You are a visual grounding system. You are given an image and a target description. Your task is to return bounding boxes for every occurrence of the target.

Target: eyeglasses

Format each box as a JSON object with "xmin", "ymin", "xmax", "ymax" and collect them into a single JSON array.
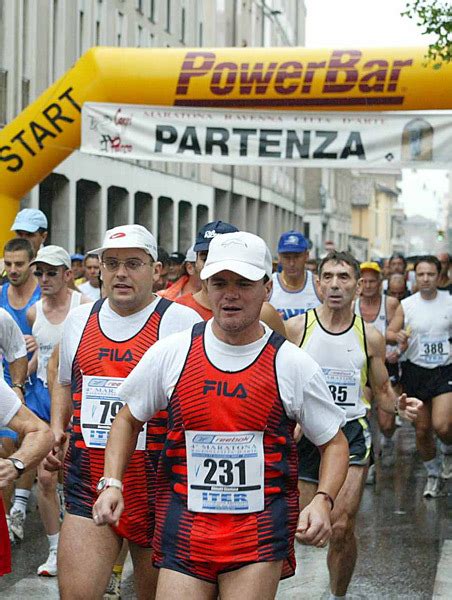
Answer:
[
  {"xmin": 33, "ymin": 270, "xmax": 59, "ymax": 278},
  {"xmin": 101, "ymin": 258, "xmax": 152, "ymax": 272}
]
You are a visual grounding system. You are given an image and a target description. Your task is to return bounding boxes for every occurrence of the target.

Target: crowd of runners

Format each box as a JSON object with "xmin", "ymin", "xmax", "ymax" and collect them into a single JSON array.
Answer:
[{"xmin": 0, "ymin": 207, "xmax": 450, "ymax": 600}]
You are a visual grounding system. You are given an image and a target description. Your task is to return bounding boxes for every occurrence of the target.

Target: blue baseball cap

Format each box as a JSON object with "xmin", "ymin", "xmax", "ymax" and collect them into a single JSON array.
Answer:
[
  {"xmin": 194, "ymin": 220, "xmax": 239, "ymax": 252},
  {"xmin": 11, "ymin": 208, "xmax": 48, "ymax": 233},
  {"xmin": 71, "ymin": 253, "xmax": 85, "ymax": 262},
  {"xmin": 278, "ymin": 230, "xmax": 308, "ymax": 253}
]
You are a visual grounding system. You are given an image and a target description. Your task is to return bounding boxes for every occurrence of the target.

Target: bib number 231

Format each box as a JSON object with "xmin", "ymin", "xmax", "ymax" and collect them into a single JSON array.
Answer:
[{"xmin": 186, "ymin": 431, "xmax": 264, "ymax": 514}]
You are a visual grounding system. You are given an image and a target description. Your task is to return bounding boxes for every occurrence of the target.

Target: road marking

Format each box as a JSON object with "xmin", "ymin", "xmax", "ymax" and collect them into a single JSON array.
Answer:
[{"xmin": 433, "ymin": 540, "xmax": 452, "ymax": 598}]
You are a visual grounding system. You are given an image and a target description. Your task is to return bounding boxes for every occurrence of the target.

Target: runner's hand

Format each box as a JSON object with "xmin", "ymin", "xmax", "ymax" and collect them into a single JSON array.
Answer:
[
  {"xmin": 43, "ymin": 429, "xmax": 67, "ymax": 471},
  {"xmin": 395, "ymin": 330, "xmax": 409, "ymax": 352},
  {"xmin": 294, "ymin": 424, "xmax": 303, "ymax": 443},
  {"xmin": 397, "ymin": 393, "xmax": 422, "ymax": 422},
  {"xmin": 24, "ymin": 334, "xmax": 38, "ymax": 353},
  {"xmin": 295, "ymin": 495, "xmax": 332, "ymax": 547},
  {"xmin": 385, "ymin": 350, "xmax": 399, "ymax": 364},
  {"xmin": 93, "ymin": 487, "xmax": 124, "ymax": 527},
  {"xmin": 0, "ymin": 458, "xmax": 20, "ymax": 488}
]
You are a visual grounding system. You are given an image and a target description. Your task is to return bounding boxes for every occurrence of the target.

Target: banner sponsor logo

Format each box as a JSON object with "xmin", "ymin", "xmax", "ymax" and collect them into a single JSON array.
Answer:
[
  {"xmin": 81, "ymin": 103, "xmax": 452, "ymax": 169},
  {"xmin": 175, "ymin": 50, "xmax": 414, "ymax": 108}
]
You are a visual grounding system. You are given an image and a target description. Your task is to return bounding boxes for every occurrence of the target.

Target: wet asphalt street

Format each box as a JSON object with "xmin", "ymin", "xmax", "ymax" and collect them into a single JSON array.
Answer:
[{"xmin": 1, "ymin": 422, "xmax": 451, "ymax": 599}]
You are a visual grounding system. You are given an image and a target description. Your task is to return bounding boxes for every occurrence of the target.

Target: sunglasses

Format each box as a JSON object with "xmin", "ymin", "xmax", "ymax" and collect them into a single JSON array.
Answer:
[{"xmin": 33, "ymin": 270, "xmax": 59, "ymax": 278}]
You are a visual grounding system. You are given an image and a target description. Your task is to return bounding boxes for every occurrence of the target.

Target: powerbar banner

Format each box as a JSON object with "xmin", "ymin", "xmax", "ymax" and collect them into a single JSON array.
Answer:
[{"xmin": 81, "ymin": 103, "xmax": 452, "ymax": 169}]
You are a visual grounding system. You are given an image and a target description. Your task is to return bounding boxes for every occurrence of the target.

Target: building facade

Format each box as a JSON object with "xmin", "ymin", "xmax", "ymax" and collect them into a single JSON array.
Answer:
[
  {"xmin": 0, "ymin": 0, "xmax": 307, "ymax": 255},
  {"xmin": 351, "ymin": 170, "xmax": 405, "ymax": 260}
]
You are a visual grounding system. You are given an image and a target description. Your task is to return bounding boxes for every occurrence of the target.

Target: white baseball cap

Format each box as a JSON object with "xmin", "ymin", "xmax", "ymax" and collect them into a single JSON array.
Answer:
[
  {"xmin": 30, "ymin": 245, "xmax": 71, "ymax": 269},
  {"xmin": 185, "ymin": 245, "xmax": 196, "ymax": 263},
  {"xmin": 90, "ymin": 225, "xmax": 158, "ymax": 261},
  {"xmin": 200, "ymin": 231, "xmax": 272, "ymax": 281}
]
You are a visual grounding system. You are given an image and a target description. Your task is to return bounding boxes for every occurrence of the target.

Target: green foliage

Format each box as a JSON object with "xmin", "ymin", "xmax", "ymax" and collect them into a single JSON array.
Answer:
[{"xmin": 402, "ymin": 0, "xmax": 452, "ymax": 67}]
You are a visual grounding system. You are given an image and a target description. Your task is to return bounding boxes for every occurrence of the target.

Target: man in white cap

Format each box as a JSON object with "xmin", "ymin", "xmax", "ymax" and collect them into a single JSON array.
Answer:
[
  {"xmin": 93, "ymin": 231, "xmax": 349, "ymax": 599},
  {"xmin": 11, "ymin": 208, "xmax": 48, "ymax": 256},
  {"xmin": 27, "ymin": 245, "xmax": 90, "ymax": 577},
  {"xmin": 45, "ymin": 225, "xmax": 201, "ymax": 599}
]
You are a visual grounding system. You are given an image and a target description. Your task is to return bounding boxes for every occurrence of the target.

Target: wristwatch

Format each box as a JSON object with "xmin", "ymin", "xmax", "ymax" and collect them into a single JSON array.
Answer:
[
  {"xmin": 11, "ymin": 383, "xmax": 25, "ymax": 393},
  {"xmin": 96, "ymin": 477, "xmax": 123, "ymax": 494},
  {"xmin": 7, "ymin": 457, "xmax": 25, "ymax": 477}
]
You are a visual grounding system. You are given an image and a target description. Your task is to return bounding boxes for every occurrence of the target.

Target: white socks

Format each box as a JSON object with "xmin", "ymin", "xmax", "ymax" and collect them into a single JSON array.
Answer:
[
  {"xmin": 12, "ymin": 489, "xmax": 31, "ymax": 516},
  {"xmin": 47, "ymin": 532, "xmax": 59, "ymax": 552}
]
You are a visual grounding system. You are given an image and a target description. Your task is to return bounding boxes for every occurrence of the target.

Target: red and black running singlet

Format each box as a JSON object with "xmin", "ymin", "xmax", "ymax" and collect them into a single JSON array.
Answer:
[
  {"xmin": 153, "ymin": 322, "xmax": 298, "ymax": 579},
  {"xmin": 65, "ymin": 297, "xmax": 171, "ymax": 547},
  {"xmin": 0, "ymin": 498, "xmax": 11, "ymax": 576}
]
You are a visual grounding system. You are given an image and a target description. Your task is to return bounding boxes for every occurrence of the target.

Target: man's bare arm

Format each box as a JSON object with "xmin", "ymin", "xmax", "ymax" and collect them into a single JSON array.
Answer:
[
  {"xmin": 9, "ymin": 355, "xmax": 28, "ymax": 403},
  {"xmin": 386, "ymin": 303, "xmax": 408, "ymax": 349},
  {"xmin": 296, "ymin": 429, "xmax": 349, "ymax": 547},
  {"xmin": 285, "ymin": 313, "xmax": 307, "ymax": 346},
  {"xmin": 92, "ymin": 405, "xmax": 144, "ymax": 526},
  {"xmin": 0, "ymin": 405, "xmax": 54, "ymax": 488},
  {"xmin": 44, "ymin": 380, "xmax": 73, "ymax": 471}
]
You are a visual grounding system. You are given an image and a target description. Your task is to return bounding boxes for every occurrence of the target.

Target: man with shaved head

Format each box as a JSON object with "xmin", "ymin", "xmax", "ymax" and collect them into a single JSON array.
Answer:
[{"xmin": 387, "ymin": 274, "xmax": 410, "ymax": 301}]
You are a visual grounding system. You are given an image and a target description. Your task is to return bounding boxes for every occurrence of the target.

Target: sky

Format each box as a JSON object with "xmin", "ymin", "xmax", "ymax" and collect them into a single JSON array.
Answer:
[{"xmin": 304, "ymin": 0, "xmax": 450, "ymax": 224}]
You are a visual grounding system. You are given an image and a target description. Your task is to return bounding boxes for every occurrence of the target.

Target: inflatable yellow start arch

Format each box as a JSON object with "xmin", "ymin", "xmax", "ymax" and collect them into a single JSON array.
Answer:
[{"xmin": 1, "ymin": 46, "xmax": 451, "ymax": 248}]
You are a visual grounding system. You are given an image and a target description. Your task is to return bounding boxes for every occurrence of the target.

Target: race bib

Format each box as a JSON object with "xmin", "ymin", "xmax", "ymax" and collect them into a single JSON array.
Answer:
[
  {"xmin": 322, "ymin": 367, "xmax": 360, "ymax": 411},
  {"xmin": 80, "ymin": 375, "xmax": 147, "ymax": 450},
  {"xmin": 418, "ymin": 334, "xmax": 450, "ymax": 366},
  {"xmin": 186, "ymin": 431, "xmax": 264, "ymax": 514}
]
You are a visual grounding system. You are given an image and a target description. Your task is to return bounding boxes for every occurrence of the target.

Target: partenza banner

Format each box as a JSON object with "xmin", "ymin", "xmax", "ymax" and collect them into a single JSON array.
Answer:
[{"xmin": 81, "ymin": 103, "xmax": 452, "ymax": 169}]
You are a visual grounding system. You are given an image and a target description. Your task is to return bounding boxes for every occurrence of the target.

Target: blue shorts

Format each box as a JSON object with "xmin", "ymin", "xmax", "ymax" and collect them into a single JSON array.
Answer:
[
  {"xmin": 0, "ymin": 428, "xmax": 18, "ymax": 441},
  {"xmin": 27, "ymin": 378, "xmax": 51, "ymax": 422}
]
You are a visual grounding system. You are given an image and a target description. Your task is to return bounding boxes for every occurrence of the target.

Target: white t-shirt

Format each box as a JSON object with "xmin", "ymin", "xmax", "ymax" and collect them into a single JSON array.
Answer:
[
  {"xmin": 120, "ymin": 320, "xmax": 345, "ymax": 447},
  {"xmin": 0, "ymin": 377, "xmax": 21, "ymax": 427},
  {"xmin": 59, "ymin": 297, "xmax": 202, "ymax": 384},
  {"xmin": 0, "ymin": 308, "xmax": 27, "ymax": 378},
  {"xmin": 402, "ymin": 290, "xmax": 452, "ymax": 368},
  {"xmin": 78, "ymin": 281, "xmax": 101, "ymax": 301}
]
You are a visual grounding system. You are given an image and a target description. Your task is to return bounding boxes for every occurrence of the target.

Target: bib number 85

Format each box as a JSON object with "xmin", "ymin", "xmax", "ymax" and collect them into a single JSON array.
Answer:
[
  {"xmin": 204, "ymin": 458, "xmax": 246, "ymax": 486},
  {"xmin": 328, "ymin": 384, "xmax": 348, "ymax": 402}
]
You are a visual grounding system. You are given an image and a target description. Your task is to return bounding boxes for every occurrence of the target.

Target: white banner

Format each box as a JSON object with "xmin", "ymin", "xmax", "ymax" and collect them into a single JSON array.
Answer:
[{"xmin": 81, "ymin": 102, "xmax": 452, "ymax": 169}]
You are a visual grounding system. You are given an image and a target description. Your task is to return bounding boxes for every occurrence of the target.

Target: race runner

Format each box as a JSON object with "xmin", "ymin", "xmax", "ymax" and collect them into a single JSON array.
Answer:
[
  {"xmin": 387, "ymin": 255, "xmax": 452, "ymax": 497},
  {"xmin": 285, "ymin": 251, "xmax": 422, "ymax": 599},
  {"xmin": 94, "ymin": 231, "xmax": 349, "ymax": 600},
  {"xmin": 46, "ymin": 225, "xmax": 201, "ymax": 599}
]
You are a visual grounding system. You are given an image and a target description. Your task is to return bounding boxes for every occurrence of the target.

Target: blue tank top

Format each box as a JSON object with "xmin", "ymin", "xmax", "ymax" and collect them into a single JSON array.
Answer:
[{"xmin": 1, "ymin": 282, "xmax": 41, "ymax": 384}]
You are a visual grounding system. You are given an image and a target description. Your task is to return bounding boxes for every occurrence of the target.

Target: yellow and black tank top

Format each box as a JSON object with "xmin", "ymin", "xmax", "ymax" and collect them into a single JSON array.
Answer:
[{"xmin": 300, "ymin": 309, "xmax": 369, "ymax": 422}]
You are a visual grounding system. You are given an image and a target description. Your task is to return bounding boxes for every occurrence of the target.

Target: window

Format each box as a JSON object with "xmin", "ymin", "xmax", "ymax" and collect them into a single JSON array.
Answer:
[
  {"xmin": 180, "ymin": 7, "xmax": 185, "ymax": 43},
  {"xmin": 166, "ymin": 0, "xmax": 171, "ymax": 32},
  {"xmin": 78, "ymin": 10, "xmax": 84, "ymax": 55},
  {"xmin": 95, "ymin": 20, "xmax": 101, "ymax": 44},
  {"xmin": 198, "ymin": 21, "xmax": 203, "ymax": 45},
  {"xmin": 22, "ymin": 78, "xmax": 30, "ymax": 110},
  {"xmin": 136, "ymin": 24, "xmax": 143, "ymax": 47},
  {"xmin": 0, "ymin": 69, "xmax": 7, "ymax": 126},
  {"xmin": 149, "ymin": 0, "xmax": 156, "ymax": 22},
  {"xmin": 135, "ymin": 0, "xmax": 143, "ymax": 13},
  {"xmin": 116, "ymin": 11, "xmax": 124, "ymax": 46}
]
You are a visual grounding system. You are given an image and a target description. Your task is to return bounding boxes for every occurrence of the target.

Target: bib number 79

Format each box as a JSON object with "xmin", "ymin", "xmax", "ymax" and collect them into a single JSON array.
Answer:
[
  {"xmin": 203, "ymin": 458, "xmax": 246, "ymax": 486},
  {"xmin": 99, "ymin": 400, "xmax": 124, "ymax": 424}
]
